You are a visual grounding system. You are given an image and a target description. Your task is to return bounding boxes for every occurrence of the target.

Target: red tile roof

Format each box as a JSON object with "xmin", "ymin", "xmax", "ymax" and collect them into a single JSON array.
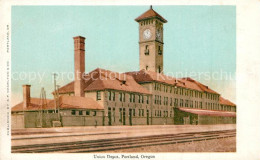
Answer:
[
  {"xmin": 178, "ymin": 108, "xmax": 236, "ymax": 117},
  {"xmin": 135, "ymin": 7, "xmax": 167, "ymax": 23},
  {"xmin": 126, "ymin": 70, "xmax": 219, "ymax": 94},
  {"xmin": 48, "ymin": 95, "xmax": 104, "ymax": 110},
  {"xmin": 180, "ymin": 77, "xmax": 219, "ymax": 94},
  {"xmin": 219, "ymin": 96, "xmax": 236, "ymax": 106},
  {"xmin": 58, "ymin": 68, "xmax": 151, "ymax": 95},
  {"xmin": 11, "ymin": 98, "xmax": 54, "ymax": 112},
  {"xmin": 126, "ymin": 69, "xmax": 177, "ymax": 85},
  {"xmin": 12, "ymin": 95, "xmax": 104, "ymax": 112}
]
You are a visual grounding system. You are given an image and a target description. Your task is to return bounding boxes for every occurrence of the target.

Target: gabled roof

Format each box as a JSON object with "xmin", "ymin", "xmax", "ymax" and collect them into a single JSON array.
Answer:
[
  {"xmin": 58, "ymin": 68, "xmax": 151, "ymax": 95},
  {"xmin": 180, "ymin": 77, "xmax": 219, "ymax": 94},
  {"xmin": 11, "ymin": 98, "xmax": 54, "ymax": 112},
  {"xmin": 135, "ymin": 7, "xmax": 167, "ymax": 23},
  {"xmin": 219, "ymin": 96, "xmax": 236, "ymax": 106},
  {"xmin": 48, "ymin": 95, "xmax": 104, "ymax": 110},
  {"xmin": 126, "ymin": 70, "xmax": 219, "ymax": 94}
]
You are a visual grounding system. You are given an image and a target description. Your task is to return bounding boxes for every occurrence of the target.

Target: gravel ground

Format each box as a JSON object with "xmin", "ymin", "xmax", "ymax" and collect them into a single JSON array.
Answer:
[{"xmin": 108, "ymin": 137, "xmax": 236, "ymax": 152}]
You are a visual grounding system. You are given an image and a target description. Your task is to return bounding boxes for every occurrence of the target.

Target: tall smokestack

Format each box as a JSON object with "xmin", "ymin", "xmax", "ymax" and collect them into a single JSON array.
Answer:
[
  {"xmin": 23, "ymin": 85, "xmax": 31, "ymax": 109},
  {"xmin": 73, "ymin": 36, "xmax": 85, "ymax": 97}
]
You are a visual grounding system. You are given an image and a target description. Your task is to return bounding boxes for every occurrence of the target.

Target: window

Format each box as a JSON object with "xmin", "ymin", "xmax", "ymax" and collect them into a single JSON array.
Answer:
[
  {"xmin": 108, "ymin": 91, "xmax": 111, "ymax": 100},
  {"xmin": 158, "ymin": 46, "xmax": 162, "ymax": 55},
  {"xmin": 133, "ymin": 109, "xmax": 136, "ymax": 116},
  {"xmin": 112, "ymin": 92, "xmax": 115, "ymax": 101},
  {"xmin": 123, "ymin": 93, "xmax": 125, "ymax": 102},
  {"xmin": 119, "ymin": 108, "xmax": 122, "ymax": 122},
  {"xmin": 145, "ymin": 45, "xmax": 149, "ymax": 55},
  {"xmin": 93, "ymin": 111, "xmax": 96, "ymax": 116},
  {"xmin": 119, "ymin": 92, "xmax": 124, "ymax": 102},
  {"xmin": 138, "ymin": 95, "xmax": 141, "ymax": 103},
  {"xmin": 174, "ymin": 98, "xmax": 178, "ymax": 107},
  {"xmin": 180, "ymin": 99, "xmax": 183, "ymax": 107},
  {"xmin": 79, "ymin": 111, "xmax": 83, "ymax": 115},
  {"xmin": 158, "ymin": 66, "xmax": 161, "ymax": 73},
  {"xmin": 174, "ymin": 87, "xmax": 178, "ymax": 94},
  {"xmin": 96, "ymin": 91, "xmax": 101, "ymax": 100},
  {"xmin": 146, "ymin": 65, "xmax": 148, "ymax": 70},
  {"xmin": 48, "ymin": 110, "xmax": 54, "ymax": 113},
  {"xmin": 113, "ymin": 108, "xmax": 116, "ymax": 122},
  {"xmin": 146, "ymin": 96, "xmax": 149, "ymax": 104},
  {"xmin": 86, "ymin": 110, "xmax": 90, "ymax": 115},
  {"xmin": 133, "ymin": 94, "xmax": 135, "ymax": 102},
  {"xmin": 119, "ymin": 92, "xmax": 122, "ymax": 101},
  {"xmin": 185, "ymin": 100, "xmax": 188, "ymax": 107},
  {"xmin": 71, "ymin": 110, "xmax": 76, "ymax": 115},
  {"xmin": 170, "ymin": 98, "xmax": 172, "ymax": 106},
  {"xmin": 130, "ymin": 94, "xmax": 132, "ymax": 102}
]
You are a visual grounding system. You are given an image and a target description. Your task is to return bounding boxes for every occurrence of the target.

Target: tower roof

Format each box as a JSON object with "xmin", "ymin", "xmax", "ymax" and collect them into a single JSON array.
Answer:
[{"xmin": 135, "ymin": 6, "xmax": 167, "ymax": 23}]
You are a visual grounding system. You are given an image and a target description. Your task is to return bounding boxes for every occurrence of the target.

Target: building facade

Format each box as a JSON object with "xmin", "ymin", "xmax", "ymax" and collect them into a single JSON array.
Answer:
[{"xmin": 11, "ymin": 6, "xmax": 236, "ymax": 128}]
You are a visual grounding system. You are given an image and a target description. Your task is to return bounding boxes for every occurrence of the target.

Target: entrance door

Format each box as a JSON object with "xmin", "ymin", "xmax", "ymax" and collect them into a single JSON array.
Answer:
[
  {"xmin": 183, "ymin": 116, "xmax": 190, "ymax": 125},
  {"xmin": 123, "ymin": 108, "xmax": 126, "ymax": 125},
  {"xmin": 129, "ymin": 109, "xmax": 132, "ymax": 126},
  {"xmin": 146, "ymin": 110, "xmax": 149, "ymax": 125},
  {"xmin": 108, "ymin": 107, "xmax": 112, "ymax": 126}
]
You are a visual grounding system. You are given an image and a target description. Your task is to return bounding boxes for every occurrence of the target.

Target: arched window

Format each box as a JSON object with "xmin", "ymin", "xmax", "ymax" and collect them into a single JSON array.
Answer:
[{"xmin": 145, "ymin": 45, "xmax": 149, "ymax": 55}]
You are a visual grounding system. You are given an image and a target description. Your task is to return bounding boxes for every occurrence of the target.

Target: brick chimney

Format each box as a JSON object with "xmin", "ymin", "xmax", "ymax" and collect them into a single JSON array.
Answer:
[
  {"xmin": 73, "ymin": 36, "xmax": 85, "ymax": 97},
  {"xmin": 23, "ymin": 85, "xmax": 31, "ymax": 109}
]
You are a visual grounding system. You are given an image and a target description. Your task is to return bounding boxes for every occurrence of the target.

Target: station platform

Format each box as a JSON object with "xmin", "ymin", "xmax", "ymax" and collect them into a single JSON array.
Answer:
[{"xmin": 12, "ymin": 124, "xmax": 236, "ymax": 146}]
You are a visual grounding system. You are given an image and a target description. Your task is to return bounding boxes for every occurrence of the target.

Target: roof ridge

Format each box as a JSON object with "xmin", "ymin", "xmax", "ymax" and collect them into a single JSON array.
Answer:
[{"xmin": 135, "ymin": 7, "xmax": 167, "ymax": 23}]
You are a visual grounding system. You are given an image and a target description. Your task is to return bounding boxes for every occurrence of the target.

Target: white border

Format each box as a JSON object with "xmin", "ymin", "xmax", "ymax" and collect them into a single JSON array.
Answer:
[{"xmin": 1, "ymin": 0, "xmax": 260, "ymax": 160}]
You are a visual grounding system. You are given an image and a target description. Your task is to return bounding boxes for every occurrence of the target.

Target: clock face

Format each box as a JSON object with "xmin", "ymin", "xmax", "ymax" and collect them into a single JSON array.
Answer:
[
  {"xmin": 143, "ymin": 29, "xmax": 151, "ymax": 40},
  {"xmin": 156, "ymin": 29, "xmax": 162, "ymax": 41}
]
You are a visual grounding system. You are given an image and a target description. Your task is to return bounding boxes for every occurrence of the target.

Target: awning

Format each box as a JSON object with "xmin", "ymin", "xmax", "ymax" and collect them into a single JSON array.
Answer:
[{"xmin": 178, "ymin": 108, "xmax": 236, "ymax": 117}]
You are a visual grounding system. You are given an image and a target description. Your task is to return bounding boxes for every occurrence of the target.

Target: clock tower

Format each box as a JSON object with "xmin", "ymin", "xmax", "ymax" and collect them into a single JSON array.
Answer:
[{"xmin": 135, "ymin": 6, "xmax": 167, "ymax": 73}]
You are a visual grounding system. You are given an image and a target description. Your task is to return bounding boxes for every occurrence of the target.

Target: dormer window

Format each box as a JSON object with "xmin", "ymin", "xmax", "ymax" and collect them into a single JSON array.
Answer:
[{"xmin": 145, "ymin": 45, "xmax": 149, "ymax": 55}]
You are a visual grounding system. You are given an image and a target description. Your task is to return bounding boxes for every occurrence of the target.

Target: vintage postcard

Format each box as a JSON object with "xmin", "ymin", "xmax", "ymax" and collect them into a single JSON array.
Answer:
[{"xmin": 1, "ymin": 0, "xmax": 260, "ymax": 160}]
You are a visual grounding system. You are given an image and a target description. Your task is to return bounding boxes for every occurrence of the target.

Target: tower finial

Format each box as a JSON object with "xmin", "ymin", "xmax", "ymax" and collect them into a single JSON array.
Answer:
[{"xmin": 150, "ymin": 5, "xmax": 152, "ymax": 9}]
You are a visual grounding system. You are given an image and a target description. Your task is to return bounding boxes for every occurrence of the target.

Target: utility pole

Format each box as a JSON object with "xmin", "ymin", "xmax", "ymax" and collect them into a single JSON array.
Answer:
[
  {"xmin": 53, "ymin": 73, "xmax": 58, "ymax": 112},
  {"xmin": 56, "ymin": 85, "xmax": 60, "ymax": 120}
]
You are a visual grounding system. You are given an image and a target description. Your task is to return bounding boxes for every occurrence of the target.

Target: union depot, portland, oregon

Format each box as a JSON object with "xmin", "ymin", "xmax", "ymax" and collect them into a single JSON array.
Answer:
[{"xmin": 11, "ymin": 6, "xmax": 236, "ymax": 128}]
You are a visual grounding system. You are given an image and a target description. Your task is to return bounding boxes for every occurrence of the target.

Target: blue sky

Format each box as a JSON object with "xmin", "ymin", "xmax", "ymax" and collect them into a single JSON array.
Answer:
[{"xmin": 11, "ymin": 6, "xmax": 236, "ymax": 105}]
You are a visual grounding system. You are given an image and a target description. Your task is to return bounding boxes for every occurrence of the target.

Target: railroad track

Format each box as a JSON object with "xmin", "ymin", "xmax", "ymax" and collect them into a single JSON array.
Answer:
[{"xmin": 12, "ymin": 129, "xmax": 236, "ymax": 153}]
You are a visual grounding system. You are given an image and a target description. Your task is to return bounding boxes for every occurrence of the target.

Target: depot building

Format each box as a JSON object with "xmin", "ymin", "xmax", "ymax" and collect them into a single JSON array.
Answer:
[{"xmin": 11, "ymin": 6, "xmax": 236, "ymax": 128}]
